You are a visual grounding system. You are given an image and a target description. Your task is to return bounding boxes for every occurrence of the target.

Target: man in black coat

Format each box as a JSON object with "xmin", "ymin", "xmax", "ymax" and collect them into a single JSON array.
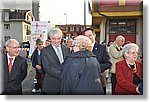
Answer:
[
  {"xmin": 84, "ymin": 28, "xmax": 112, "ymax": 94},
  {"xmin": 1, "ymin": 39, "xmax": 27, "ymax": 95}
]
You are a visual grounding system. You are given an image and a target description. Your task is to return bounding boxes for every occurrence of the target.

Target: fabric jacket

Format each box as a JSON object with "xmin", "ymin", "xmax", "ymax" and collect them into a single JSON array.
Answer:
[
  {"xmin": 92, "ymin": 42, "xmax": 112, "ymax": 87},
  {"xmin": 31, "ymin": 48, "xmax": 45, "ymax": 75},
  {"xmin": 60, "ymin": 51, "xmax": 104, "ymax": 95},
  {"xmin": 115, "ymin": 60, "xmax": 142, "ymax": 95},
  {"xmin": 109, "ymin": 43, "xmax": 123, "ymax": 74},
  {"xmin": 2, "ymin": 53, "xmax": 27, "ymax": 95},
  {"xmin": 41, "ymin": 44, "xmax": 70, "ymax": 94}
]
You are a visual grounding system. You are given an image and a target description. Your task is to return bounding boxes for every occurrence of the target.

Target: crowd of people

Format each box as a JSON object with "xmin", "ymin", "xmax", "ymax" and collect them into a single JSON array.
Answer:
[{"xmin": 1, "ymin": 27, "xmax": 143, "ymax": 95}]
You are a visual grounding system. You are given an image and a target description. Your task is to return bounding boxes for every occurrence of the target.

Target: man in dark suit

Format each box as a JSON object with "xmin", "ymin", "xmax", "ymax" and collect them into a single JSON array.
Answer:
[
  {"xmin": 1, "ymin": 39, "xmax": 27, "ymax": 95},
  {"xmin": 41, "ymin": 28, "xmax": 70, "ymax": 94},
  {"xmin": 84, "ymin": 28, "xmax": 112, "ymax": 94}
]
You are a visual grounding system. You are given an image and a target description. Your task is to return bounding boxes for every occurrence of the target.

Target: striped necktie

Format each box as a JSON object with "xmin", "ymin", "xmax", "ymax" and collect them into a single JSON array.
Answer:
[{"xmin": 56, "ymin": 47, "xmax": 63, "ymax": 64}]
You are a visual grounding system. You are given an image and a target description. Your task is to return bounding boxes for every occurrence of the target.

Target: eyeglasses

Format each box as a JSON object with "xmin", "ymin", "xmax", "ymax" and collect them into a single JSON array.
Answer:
[
  {"xmin": 38, "ymin": 44, "xmax": 43, "ymax": 45},
  {"xmin": 129, "ymin": 52, "xmax": 139, "ymax": 55}
]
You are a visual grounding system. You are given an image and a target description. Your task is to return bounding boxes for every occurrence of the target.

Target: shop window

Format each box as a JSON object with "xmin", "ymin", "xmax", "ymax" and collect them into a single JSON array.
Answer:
[
  {"xmin": 109, "ymin": 19, "xmax": 117, "ymax": 34},
  {"xmin": 109, "ymin": 18, "xmax": 136, "ymax": 34}
]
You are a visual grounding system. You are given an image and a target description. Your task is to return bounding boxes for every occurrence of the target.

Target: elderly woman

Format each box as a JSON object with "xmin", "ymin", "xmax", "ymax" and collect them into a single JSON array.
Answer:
[
  {"xmin": 60, "ymin": 35, "xmax": 104, "ymax": 95},
  {"xmin": 115, "ymin": 43, "xmax": 143, "ymax": 95}
]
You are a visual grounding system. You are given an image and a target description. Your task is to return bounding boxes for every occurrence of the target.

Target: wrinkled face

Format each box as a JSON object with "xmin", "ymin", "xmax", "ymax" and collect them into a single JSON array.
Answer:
[
  {"xmin": 125, "ymin": 47, "xmax": 139, "ymax": 62},
  {"xmin": 117, "ymin": 38, "xmax": 125, "ymax": 46},
  {"xmin": 51, "ymin": 37, "xmax": 62, "ymax": 47},
  {"xmin": 84, "ymin": 30, "xmax": 95, "ymax": 43},
  {"xmin": 6, "ymin": 40, "xmax": 21, "ymax": 57}
]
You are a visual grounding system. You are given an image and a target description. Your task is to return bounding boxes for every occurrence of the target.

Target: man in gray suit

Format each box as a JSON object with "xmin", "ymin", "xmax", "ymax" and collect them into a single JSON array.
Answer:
[{"xmin": 41, "ymin": 28, "xmax": 70, "ymax": 94}]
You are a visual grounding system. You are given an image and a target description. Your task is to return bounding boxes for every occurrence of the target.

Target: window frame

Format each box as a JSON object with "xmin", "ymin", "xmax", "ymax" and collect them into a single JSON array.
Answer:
[{"xmin": 109, "ymin": 18, "xmax": 136, "ymax": 34}]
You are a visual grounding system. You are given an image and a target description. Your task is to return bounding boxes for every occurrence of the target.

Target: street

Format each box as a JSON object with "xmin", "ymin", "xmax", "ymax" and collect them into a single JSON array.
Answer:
[{"xmin": 22, "ymin": 58, "xmax": 40, "ymax": 95}]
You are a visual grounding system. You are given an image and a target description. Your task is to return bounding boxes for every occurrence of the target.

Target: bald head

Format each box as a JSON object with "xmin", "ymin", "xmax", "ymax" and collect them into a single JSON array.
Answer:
[
  {"xmin": 116, "ymin": 35, "xmax": 125, "ymax": 41},
  {"xmin": 115, "ymin": 35, "xmax": 125, "ymax": 47}
]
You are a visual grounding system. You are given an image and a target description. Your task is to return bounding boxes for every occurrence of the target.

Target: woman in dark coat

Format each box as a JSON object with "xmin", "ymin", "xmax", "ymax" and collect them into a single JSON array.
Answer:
[{"xmin": 60, "ymin": 35, "xmax": 104, "ymax": 95}]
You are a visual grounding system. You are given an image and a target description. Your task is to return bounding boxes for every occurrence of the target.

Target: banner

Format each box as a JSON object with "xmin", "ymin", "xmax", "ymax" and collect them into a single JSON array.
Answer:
[{"xmin": 29, "ymin": 21, "xmax": 54, "ymax": 56}]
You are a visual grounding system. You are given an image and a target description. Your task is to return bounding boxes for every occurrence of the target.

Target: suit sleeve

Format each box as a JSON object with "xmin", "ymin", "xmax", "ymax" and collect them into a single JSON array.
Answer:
[
  {"xmin": 31, "ymin": 50, "xmax": 37, "ymax": 68},
  {"xmin": 41, "ymin": 48, "xmax": 61, "ymax": 79},
  {"xmin": 100, "ymin": 45, "xmax": 112, "ymax": 72},
  {"xmin": 20, "ymin": 58, "xmax": 28, "ymax": 82},
  {"xmin": 116, "ymin": 62, "xmax": 137, "ymax": 94}
]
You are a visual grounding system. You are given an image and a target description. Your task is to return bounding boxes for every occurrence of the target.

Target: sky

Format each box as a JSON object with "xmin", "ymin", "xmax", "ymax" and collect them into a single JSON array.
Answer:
[{"xmin": 39, "ymin": 0, "xmax": 92, "ymax": 25}]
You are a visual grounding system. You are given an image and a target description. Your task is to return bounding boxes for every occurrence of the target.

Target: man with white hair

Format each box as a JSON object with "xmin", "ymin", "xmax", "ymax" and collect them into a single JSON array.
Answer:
[
  {"xmin": 1, "ymin": 39, "xmax": 27, "ymax": 95},
  {"xmin": 109, "ymin": 35, "xmax": 125, "ymax": 94},
  {"xmin": 41, "ymin": 28, "xmax": 70, "ymax": 94}
]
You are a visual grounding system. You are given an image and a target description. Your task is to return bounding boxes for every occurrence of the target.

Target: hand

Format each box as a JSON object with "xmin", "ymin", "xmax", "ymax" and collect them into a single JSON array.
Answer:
[
  {"xmin": 136, "ymin": 87, "xmax": 141, "ymax": 94},
  {"xmin": 36, "ymin": 65, "xmax": 42, "ymax": 70}
]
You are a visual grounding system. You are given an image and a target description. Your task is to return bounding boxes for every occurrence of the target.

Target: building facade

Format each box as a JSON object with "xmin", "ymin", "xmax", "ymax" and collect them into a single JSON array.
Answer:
[
  {"xmin": 56, "ymin": 24, "xmax": 90, "ymax": 42},
  {"xmin": 92, "ymin": 0, "xmax": 143, "ymax": 54},
  {"xmin": 1, "ymin": 9, "xmax": 34, "ymax": 45},
  {"xmin": 1, "ymin": 0, "xmax": 40, "ymax": 45}
]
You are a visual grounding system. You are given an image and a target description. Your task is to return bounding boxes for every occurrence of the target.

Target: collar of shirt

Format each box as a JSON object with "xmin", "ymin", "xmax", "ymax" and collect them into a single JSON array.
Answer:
[
  {"xmin": 37, "ymin": 49, "xmax": 41, "ymax": 55},
  {"xmin": 114, "ymin": 43, "xmax": 122, "ymax": 50},
  {"xmin": 7, "ymin": 54, "xmax": 15, "ymax": 65},
  {"xmin": 52, "ymin": 45, "xmax": 61, "ymax": 52}
]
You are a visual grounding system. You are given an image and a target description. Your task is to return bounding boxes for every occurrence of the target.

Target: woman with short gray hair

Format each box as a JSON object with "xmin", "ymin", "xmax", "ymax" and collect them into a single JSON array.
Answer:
[
  {"xmin": 61, "ymin": 35, "xmax": 104, "ymax": 95},
  {"xmin": 122, "ymin": 43, "xmax": 139, "ymax": 58},
  {"xmin": 115, "ymin": 43, "xmax": 143, "ymax": 95}
]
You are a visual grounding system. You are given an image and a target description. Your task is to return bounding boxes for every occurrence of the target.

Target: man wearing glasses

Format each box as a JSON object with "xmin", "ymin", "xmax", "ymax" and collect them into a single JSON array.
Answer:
[{"xmin": 1, "ymin": 39, "xmax": 27, "ymax": 95}]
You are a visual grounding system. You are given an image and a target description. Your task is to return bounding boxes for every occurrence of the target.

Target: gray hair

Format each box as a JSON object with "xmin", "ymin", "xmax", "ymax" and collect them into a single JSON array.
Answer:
[
  {"xmin": 122, "ymin": 43, "xmax": 139, "ymax": 55},
  {"xmin": 5, "ymin": 39, "xmax": 19, "ymax": 47},
  {"xmin": 74, "ymin": 35, "xmax": 92, "ymax": 51},
  {"xmin": 48, "ymin": 28, "xmax": 62, "ymax": 39}
]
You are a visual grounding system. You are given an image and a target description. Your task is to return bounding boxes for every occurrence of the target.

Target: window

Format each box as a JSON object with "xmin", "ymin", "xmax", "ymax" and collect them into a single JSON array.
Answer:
[
  {"xmin": 118, "ymin": 19, "xmax": 126, "ymax": 33},
  {"xmin": 4, "ymin": 24, "xmax": 10, "ymax": 30},
  {"xmin": 109, "ymin": 18, "xmax": 136, "ymax": 34},
  {"xmin": 5, "ymin": 36, "xmax": 10, "ymax": 42},
  {"xmin": 109, "ymin": 19, "xmax": 117, "ymax": 33},
  {"xmin": 74, "ymin": 27, "xmax": 76, "ymax": 32},
  {"xmin": 68, "ymin": 27, "xmax": 70, "ymax": 32},
  {"xmin": 127, "ymin": 19, "xmax": 136, "ymax": 33},
  {"xmin": 79, "ymin": 27, "xmax": 81, "ymax": 31}
]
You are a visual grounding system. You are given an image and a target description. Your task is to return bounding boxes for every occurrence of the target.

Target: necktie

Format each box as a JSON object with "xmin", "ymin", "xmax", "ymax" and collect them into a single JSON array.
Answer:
[
  {"xmin": 56, "ymin": 47, "xmax": 63, "ymax": 64},
  {"xmin": 8, "ymin": 58, "xmax": 13, "ymax": 73}
]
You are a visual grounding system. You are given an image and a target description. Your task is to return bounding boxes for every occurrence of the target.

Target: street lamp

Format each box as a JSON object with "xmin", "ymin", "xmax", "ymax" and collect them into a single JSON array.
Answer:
[{"xmin": 64, "ymin": 13, "xmax": 67, "ymax": 25}]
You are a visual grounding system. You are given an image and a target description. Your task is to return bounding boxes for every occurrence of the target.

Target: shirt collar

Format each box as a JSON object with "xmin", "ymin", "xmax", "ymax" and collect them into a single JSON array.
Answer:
[{"xmin": 7, "ymin": 53, "xmax": 15, "ymax": 59}]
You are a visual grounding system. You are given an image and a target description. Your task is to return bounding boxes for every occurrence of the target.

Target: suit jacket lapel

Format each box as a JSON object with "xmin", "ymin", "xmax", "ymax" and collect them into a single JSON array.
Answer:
[
  {"xmin": 10, "ymin": 56, "xmax": 19, "ymax": 75},
  {"xmin": 61, "ymin": 45, "xmax": 69, "ymax": 60},
  {"xmin": 4, "ymin": 54, "xmax": 9, "ymax": 77},
  {"xmin": 92, "ymin": 43, "xmax": 98, "ymax": 54}
]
